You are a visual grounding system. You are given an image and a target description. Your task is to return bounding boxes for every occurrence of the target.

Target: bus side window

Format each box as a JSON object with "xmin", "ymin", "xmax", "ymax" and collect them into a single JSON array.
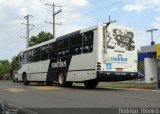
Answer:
[
  {"xmin": 83, "ymin": 31, "xmax": 94, "ymax": 54},
  {"xmin": 49, "ymin": 42, "xmax": 58, "ymax": 59},
  {"xmin": 63, "ymin": 38, "xmax": 69, "ymax": 57},
  {"xmin": 41, "ymin": 45, "xmax": 49, "ymax": 61},
  {"xmin": 22, "ymin": 52, "xmax": 28, "ymax": 64},
  {"xmin": 19, "ymin": 53, "xmax": 23, "ymax": 65},
  {"xmin": 28, "ymin": 50, "xmax": 34, "ymax": 63},
  {"xmin": 58, "ymin": 40, "xmax": 64, "ymax": 58},
  {"xmin": 34, "ymin": 47, "xmax": 40, "ymax": 62},
  {"xmin": 58, "ymin": 38, "xmax": 69, "ymax": 57},
  {"xmin": 70, "ymin": 34, "xmax": 82, "ymax": 55}
]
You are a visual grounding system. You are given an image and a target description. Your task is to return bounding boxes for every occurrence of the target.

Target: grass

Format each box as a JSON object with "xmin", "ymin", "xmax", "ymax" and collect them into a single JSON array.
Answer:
[{"xmin": 98, "ymin": 81, "xmax": 158, "ymax": 90}]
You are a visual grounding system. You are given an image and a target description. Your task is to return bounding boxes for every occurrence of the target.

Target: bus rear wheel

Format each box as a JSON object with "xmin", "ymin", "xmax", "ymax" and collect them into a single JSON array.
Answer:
[
  {"xmin": 23, "ymin": 75, "xmax": 29, "ymax": 85},
  {"xmin": 84, "ymin": 79, "xmax": 99, "ymax": 89},
  {"xmin": 58, "ymin": 71, "xmax": 72, "ymax": 87}
]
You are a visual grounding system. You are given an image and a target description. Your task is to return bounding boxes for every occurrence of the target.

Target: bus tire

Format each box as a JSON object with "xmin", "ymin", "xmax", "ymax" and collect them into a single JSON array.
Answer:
[
  {"xmin": 58, "ymin": 71, "xmax": 72, "ymax": 87},
  {"xmin": 84, "ymin": 79, "xmax": 99, "ymax": 89},
  {"xmin": 23, "ymin": 75, "xmax": 29, "ymax": 85},
  {"xmin": 15, "ymin": 79, "xmax": 18, "ymax": 83}
]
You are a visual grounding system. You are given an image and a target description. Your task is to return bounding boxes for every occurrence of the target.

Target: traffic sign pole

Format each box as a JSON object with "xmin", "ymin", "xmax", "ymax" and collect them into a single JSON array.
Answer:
[
  {"xmin": 158, "ymin": 60, "xmax": 160, "ymax": 89},
  {"xmin": 156, "ymin": 44, "xmax": 160, "ymax": 88}
]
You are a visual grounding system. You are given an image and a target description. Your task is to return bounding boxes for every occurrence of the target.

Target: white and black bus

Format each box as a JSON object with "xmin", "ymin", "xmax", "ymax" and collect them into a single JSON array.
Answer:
[{"xmin": 15, "ymin": 24, "xmax": 138, "ymax": 88}]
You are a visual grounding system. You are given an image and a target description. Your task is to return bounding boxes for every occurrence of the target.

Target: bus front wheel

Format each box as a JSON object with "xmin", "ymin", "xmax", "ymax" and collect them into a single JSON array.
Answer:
[
  {"xmin": 23, "ymin": 75, "xmax": 29, "ymax": 85},
  {"xmin": 84, "ymin": 79, "xmax": 99, "ymax": 89},
  {"xmin": 58, "ymin": 71, "xmax": 72, "ymax": 87}
]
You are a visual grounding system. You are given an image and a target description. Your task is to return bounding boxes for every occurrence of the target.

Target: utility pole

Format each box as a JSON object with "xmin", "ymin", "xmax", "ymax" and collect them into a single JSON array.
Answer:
[
  {"xmin": 146, "ymin": 29, "xmax": 158, "ymax": 45},
  {"xmin": 103, "ymin": 15, "xmax": 116, "ymax": 53},
  {"xmin": 22, "ymin": 14, "xmax": 34, "ymax": 48},
  {"xmin": 104, "ymin": 15, "xmax": 116, "ymax": 27},
  {"xmin": 45, "ymin": 3, "xmax": 62, "ymax": 39}
]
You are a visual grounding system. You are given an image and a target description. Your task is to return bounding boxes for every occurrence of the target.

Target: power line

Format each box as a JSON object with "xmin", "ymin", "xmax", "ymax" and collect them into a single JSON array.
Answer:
[
  {"xmin": 23, "ymin": 0, "xmax": 122, "ymax": 24},
  {"xmin": 22, "ymin": 0, "xmax": 124, "ymax": 36},
  {"xmin": 61, "ymin": 0, "xmax": 111, "ymax": 14},
  {"xmin": 60, "ymin": 0, "xmax": 122, "ymax": 23}
]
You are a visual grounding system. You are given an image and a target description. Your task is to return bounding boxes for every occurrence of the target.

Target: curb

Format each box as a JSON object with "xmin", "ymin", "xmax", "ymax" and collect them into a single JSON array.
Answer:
[{"xmin": 98, "ymin": 86, "xmax": 156, "ymax": 91}]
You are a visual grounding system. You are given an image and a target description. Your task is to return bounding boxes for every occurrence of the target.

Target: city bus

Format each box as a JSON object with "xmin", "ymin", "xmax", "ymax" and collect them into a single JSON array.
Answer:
[{"xmin": 15, "ymin": 24, "xmax": 138, "ymax": 88}]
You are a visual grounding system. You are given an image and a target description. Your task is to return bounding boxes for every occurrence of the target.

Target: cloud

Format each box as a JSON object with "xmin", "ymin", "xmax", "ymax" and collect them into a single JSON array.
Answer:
[
  {"xmin": 123, "ymin": 4, "xmax": 145, "ymax": 13},
  {"xmin": 0, "ymin": 0, "xmax": 93, "ymax": 60},
  {"xmin": 123, "ymin": 0, "xmax": 160, "ymax": 13},
  {"xmin": 151, "ymin": 16, "xmax": 160, "ymax": 29},
  {"xmin": 136, "ymin": 31, "xmax": 150, "ymax": 47},
  {"xmin": 19, "ymin": 8, "xmax": 29, "ymax": 16},
  {"xmin": 110, "ymin": 8, "xmax": 117, "ymax": 12},
  {"xmin": 67, "ymin": 0, "xmax": 89, "ymax": 7}
]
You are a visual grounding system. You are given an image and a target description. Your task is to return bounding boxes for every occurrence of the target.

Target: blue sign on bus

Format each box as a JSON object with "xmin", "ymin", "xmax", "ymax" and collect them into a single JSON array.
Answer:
[{"xmin": 106, "ymin": 63, "xmax": 112, "ymax": 69}]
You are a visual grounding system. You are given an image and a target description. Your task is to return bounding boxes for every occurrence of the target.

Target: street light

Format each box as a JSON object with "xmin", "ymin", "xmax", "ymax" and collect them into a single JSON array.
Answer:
[{"xmin": 146, "ymin": 29, "xmax": 158, "ymax": 45}]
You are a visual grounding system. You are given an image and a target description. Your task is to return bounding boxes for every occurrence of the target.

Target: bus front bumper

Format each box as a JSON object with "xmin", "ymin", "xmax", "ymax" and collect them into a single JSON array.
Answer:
[{"xmin": 97, "ymin": 71, "xmax": 138, "ymax": 82}]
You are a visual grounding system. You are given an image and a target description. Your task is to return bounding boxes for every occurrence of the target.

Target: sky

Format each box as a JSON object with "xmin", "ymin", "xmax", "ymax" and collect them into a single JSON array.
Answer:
[{"xmin": 0, "ymin": 0, "xmax": 160, "ymax": 61}]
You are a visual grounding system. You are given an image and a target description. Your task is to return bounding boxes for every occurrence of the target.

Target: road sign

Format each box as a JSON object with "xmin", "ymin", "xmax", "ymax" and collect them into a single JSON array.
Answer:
[{"xmin": 156, "ymin": 44, "xmax": 160, "ymax": 59}]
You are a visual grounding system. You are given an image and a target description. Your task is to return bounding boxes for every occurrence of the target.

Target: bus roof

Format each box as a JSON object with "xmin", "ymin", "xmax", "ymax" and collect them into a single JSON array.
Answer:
[
  {"xmin": 19, "ymin": 24, "xmax": 99, "ymax": 53},
  {"xmin": 19, "ymin": 23, "xmax": 135, "ymax": 53},
  {"xmin": 56, "ymin": 30, "xmax": 80, "ymax": 41}
]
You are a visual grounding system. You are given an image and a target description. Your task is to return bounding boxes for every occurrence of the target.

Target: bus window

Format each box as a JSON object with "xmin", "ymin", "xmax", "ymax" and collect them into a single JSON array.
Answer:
[
  {"xmin": 59, "ymin": 40, "xmax": 64, "ymax": 49},
  {"xmin": 41, "ymin": 45, "xmax": 49, "ymax": 61},
  {"xmin": 83, "ymin": 31, "xmax": 94, "ymax": 54},
  {"xmin": 19, "ymin": 53, "xmax": 23, "ymax": 67},
  {"xmin": 70, "ymin": 34, "xmax": 82, "ymax": 55},
  {"xmin": 58, "ymin": 40, "xmax": 64, "ymax": 58},
  {"xmin": 34, "ymin": 47, "xmax": 40, "ymax": 62},
  {"xmin": 49, "ymin": 42, "xmax": 58, "ymax": 59},
  {"xmin": 64, "ymin": 38, "xmax": 69, "ymax": 48},
  {"xmin": 28, "ymin": 50, "xmax": 34, "ymax": 63},
  {"xmin": 22, "ymin": 52, "xmax": 28, "ymax": 64},
  {"xmin": 58, "ymin": 38, "xmax": 69, "ymax": 57},
  {"xmin": 63, "ymin": 38, "xmax": 69, "ymax": 57}
]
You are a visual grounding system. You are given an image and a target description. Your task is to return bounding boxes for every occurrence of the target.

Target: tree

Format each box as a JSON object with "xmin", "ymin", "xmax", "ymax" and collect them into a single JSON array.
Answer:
[
  {"xmin": 0, "ymin": 60, "xmax": 10, "ymax": 75},
  {"xmin": 29, "ymin": 31, "xmax": 53, "ymax": 46},
  {"xmin": 10, "ymin": 56, "xmax": 19, "ymax": 70}
]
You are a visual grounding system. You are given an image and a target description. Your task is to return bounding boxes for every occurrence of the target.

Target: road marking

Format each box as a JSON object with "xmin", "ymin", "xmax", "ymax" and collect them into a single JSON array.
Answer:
[
  {"xmin": 99, "ymin": 87, "xmax": 150, "ymax": 91},
  {"xmin": 31, "ymin": 86, "xmax": 62, "ymax": 90},
  {"xmin": 125, "ymin": 88, "xmax": 149, "ymax": 91},
  {"xmin": 121, "ymin": 95, "xmax": 160, "ymax": 101},
  {"xmin": 5, "ymin": 88, "xmax": 27, "ymax": 93},
  {"xmin": 102, "ymin": 93, "xmax": 160, "ymax": 102},
  {"xmin": 152, "ymin": 90, "xmax": 160, "ymax": 92},
  {"xmin": 4, "ymin": 86, "xmax": 63, "ymax": 93}
]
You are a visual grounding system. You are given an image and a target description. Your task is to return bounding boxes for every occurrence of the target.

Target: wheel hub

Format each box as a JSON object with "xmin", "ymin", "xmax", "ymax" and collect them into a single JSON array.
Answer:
[{"xmin": 59, "ymin": 73, "xmax": 65, "ymax": 84}]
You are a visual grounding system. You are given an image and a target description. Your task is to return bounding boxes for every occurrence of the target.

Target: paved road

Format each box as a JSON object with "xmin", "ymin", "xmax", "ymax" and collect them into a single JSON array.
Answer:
[{"xmin": 0, "ymin": 81, "xmax": 160, "ymax": 113}]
